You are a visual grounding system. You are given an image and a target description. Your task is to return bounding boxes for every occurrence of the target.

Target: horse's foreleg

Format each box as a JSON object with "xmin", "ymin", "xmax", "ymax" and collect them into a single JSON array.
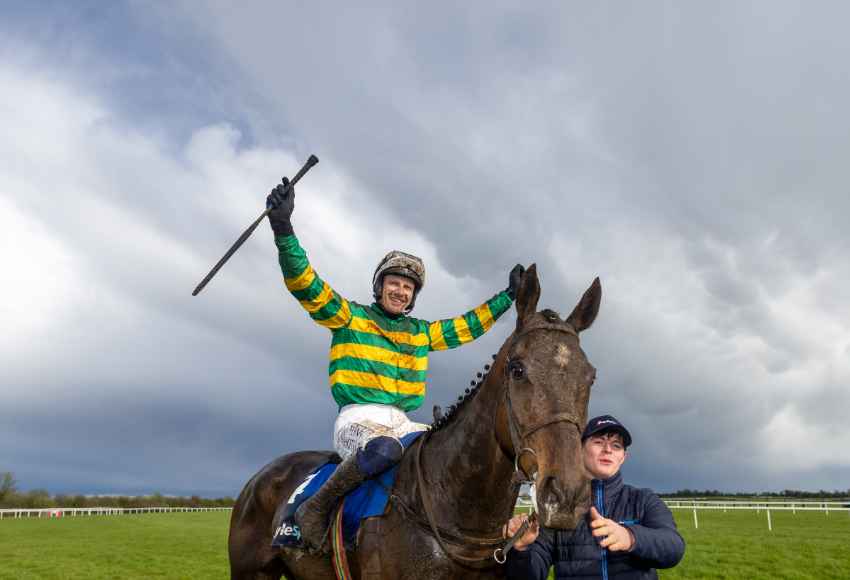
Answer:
[
  {"xmin": 229, "ymin": 524, "xmax": 287, "ymax": 580},
  {"xmin": 355, "ymin": 517, "xmax": 385, "ymax": 580},
  {"xmin": 230, "ymin": 551, "xmax": 288, "ymax": 580}
]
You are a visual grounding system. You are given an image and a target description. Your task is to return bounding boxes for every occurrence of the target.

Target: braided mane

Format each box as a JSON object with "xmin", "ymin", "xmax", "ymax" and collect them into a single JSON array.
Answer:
[
  {"xmin": 429, "ymin": 353, "xmax": 498, "ymax": 432},
  {"xmin": 428, "ymin": 310, "xmax": 563, "ymax": 432}
]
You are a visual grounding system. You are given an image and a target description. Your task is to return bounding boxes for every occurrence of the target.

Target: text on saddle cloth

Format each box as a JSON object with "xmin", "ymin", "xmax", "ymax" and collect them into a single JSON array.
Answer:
[{"xmin": 272, "ymin": 430, "xmax": 425, "ymax": 548}]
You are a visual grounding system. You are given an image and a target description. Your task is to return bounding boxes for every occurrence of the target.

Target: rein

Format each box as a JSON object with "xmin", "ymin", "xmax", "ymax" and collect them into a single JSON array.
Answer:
[
  {"xmin": 412, "ymin": 321, "xmax": 583, "ymax": 567},
  {"xmin": 414, "ymin": 432, "xmax": 504, "ymax": 568}
]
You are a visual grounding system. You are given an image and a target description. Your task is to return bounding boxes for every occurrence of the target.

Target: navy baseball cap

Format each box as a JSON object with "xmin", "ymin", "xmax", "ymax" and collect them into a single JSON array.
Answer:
[{"xmin": 581, "ymin": 415, "xmax": 632, "ymax": 448}]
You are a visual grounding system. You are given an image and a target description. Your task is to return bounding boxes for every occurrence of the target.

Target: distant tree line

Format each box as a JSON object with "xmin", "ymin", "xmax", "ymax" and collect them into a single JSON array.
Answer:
[
  {"xmin": 663, "ymin": 488, "xmax": 850, "ymax": 499},
  {"xmin": 0, "ymin": 471, "xmax": 234, "ymax": 509},
  {"xmin": 5, "ymin": 470, "xmax": 848, "ymax": 508}
]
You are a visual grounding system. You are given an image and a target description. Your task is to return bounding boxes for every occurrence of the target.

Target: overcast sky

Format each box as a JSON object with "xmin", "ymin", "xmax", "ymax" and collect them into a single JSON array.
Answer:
[{"xmin": 3, "ymin": 2, "xmax": 849, "ymax": 498}]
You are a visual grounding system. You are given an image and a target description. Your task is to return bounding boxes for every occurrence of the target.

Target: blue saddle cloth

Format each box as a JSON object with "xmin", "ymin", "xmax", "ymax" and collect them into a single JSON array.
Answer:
[{"xmin": 271, "ymin": 430, "xmax": 425, "ymax": 548}]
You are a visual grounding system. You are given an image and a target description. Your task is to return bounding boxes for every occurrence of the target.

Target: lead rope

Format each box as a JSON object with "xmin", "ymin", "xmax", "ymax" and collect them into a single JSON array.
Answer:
[{"xmin": 493, "ymin": 511, "xmax": 538, "ymax": 564}]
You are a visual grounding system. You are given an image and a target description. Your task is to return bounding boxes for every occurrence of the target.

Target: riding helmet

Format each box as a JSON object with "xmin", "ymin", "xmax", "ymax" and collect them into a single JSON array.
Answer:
[{"xmin": 372, "ymin": 250, "xmax": 425, "ymax": 313}]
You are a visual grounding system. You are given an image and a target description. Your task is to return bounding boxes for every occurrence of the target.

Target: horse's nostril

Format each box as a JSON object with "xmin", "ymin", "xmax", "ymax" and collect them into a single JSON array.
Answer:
[
  {"xmin": 539, "ymin": 475, "xmax": 592, "ymax": 513},
  {"xmin": 540, "ymin": 476, "xmax": 566, "ymax": 507},
  {"xmin": 572, "ymin": 484, "xmax": 591, "ymax": 508}
]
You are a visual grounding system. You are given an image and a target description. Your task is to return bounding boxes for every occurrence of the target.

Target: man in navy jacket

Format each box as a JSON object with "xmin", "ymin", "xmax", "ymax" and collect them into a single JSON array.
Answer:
[{"xmin": 504, "ymin": 415, "xmax": 685, "ymax": 579}]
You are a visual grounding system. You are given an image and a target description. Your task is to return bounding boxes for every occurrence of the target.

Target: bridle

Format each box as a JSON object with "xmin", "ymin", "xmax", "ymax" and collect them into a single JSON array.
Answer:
[
  {"xmin": 412, "ymin": 321, "xmax": 585, "ymax": 568},
  {"xmin": 505, "ymin": 321, "xmax": 585, "ymax": 483}
]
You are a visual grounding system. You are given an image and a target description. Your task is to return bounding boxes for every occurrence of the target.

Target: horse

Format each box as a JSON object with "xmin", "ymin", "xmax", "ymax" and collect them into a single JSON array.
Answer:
[{"xmin": 228, "ymin": 265, "xmax": 601, "ymax": 580}]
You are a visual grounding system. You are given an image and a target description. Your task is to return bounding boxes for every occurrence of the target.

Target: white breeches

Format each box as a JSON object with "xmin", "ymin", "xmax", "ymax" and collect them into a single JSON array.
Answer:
[{"xmin": 332, "ymin": 403, "xmax": 430, "ymax": 460}]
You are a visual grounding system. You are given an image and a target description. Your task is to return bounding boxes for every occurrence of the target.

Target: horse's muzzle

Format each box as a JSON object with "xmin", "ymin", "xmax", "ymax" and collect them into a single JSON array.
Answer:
[{"xmin": 536, "ymin": 475, "xmax": 591, "ymax": 529}]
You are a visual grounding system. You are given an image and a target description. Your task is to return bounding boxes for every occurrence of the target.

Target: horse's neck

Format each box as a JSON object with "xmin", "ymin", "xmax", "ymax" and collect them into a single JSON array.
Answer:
[{"xmin": 419, "ymin": 372, "xmax": 518, "ymax": 535}]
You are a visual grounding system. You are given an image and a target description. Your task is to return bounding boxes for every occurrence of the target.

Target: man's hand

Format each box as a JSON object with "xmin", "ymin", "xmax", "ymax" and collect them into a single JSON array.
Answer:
[
  {"xmin": 589, "ymin": 506, "xmax": 634, "ymax": 552},
  {"xmin": 266, "ymin": 177, "xmax": 295, "ymax": 236},
  {"xmin": 506, "ymin": 264, "xmax": 525, "ymax": 300},
  {"xmin": 502, "ymin": 513, "xmax": 539, "ymax": 551}
]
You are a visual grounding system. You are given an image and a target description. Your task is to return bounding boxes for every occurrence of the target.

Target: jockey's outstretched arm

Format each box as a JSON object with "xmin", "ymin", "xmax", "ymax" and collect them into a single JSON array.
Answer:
[
  {"xmin": 276, "ymin": 234, "xmax": 353, "ymax": 329},
  {"xmin": 426, "ymin": 291, "xmax": 514, "ymax": 352},
  {"xmin": 267, "ymin": 175, "xmax": 353, "ymax": 330}
]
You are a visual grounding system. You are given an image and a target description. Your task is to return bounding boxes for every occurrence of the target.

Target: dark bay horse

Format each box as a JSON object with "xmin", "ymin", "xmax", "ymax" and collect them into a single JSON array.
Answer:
[{"xmin": 229, "ymin": 266, "xmax": 601, "ymax": 579}]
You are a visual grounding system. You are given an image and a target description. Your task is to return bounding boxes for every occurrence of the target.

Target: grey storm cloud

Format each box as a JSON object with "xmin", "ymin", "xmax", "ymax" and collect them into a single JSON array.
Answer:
[{"xmin": 2, "ymin": 1, "xmax": 850, "ymax": 497}]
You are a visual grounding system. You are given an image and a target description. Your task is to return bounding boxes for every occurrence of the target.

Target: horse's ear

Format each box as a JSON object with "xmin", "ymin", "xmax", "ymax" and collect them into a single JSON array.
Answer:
[
  {"xmin": 516, "ymin": 264, "xmax": 540, "ymax": 329},
  {"xmin": 566, "ymin": 277, "xmax": 601, "ymax": 333}
]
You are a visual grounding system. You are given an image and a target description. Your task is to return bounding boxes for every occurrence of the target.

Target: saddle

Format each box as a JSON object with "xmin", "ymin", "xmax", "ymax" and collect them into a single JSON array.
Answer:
[{"xmin": 271, "ymin": 430, "xmax": 425, "ymax": 549}]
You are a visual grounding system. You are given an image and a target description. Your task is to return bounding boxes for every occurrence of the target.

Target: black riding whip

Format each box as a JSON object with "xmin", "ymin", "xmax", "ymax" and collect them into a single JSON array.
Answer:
[{"xmin": 191, "ymin": 154, "xmax": 319, "ymax": 296}]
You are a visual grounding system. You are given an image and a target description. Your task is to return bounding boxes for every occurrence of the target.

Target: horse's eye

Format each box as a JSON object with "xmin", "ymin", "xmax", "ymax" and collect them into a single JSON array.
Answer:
[{"xmin": 508, "ymin": 360, "xmax": 526, "ymax": 380}]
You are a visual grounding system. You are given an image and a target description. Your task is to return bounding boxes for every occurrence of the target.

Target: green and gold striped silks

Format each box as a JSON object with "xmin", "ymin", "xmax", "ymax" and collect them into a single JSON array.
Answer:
[{"xmin": 276, "ymin": 235, "xmax": 513, "ymax": 411}]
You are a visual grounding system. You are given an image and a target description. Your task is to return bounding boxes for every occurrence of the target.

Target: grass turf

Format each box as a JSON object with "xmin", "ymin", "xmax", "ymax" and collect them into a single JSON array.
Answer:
[
  {"xmin": 541, "ymin": 508, "xmax": 850, "ymax": 579},
  {"xmin": 0, "ymin": 511, "xmax": 231, "ymax": 580},
  {"xmin": 660, "ymin": 508, "xmax": 850, "ymax": 580},
  {"xmin": 2, "ymin": 508, "xmax": 849, "ymax": 579}
]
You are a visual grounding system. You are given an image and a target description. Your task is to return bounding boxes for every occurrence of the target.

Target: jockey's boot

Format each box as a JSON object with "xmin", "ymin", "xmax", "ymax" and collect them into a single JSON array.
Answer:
[
  {"xmin": 295, "ymin": 435, "xmax": 403, "ymax": 552},
  {"xmin": 294, "ymin": 454, "xmax": 366, "ymax": 552}
]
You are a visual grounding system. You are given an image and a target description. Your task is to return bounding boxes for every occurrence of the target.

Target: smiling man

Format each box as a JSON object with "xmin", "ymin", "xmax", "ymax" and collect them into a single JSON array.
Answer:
[
  {"xmin": 266, "ymin": 178, "xmax": 522, "ymax": 550},
  {"xmin": 503, "ymin": 415, "xmax": 686, "ymax": 579}
]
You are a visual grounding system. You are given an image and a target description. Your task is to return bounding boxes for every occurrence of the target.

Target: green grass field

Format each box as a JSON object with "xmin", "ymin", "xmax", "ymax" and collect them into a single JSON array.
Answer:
[
  {"xmin": 0, "ymin": 512, "xmax": 231, "ymax": 580},
  {"xmin": 1, "ymin": 508, "xmax": 849, "ymax": 579},
  {"xmin": 659, "ymin": 508, "xmax": 850, "ymax": 580}
]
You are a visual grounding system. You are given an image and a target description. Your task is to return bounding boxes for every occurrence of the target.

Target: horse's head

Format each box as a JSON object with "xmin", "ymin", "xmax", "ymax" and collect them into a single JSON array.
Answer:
[{"xmin": 498, "ymin": 265, "xmax": 601, "ymax": 529}]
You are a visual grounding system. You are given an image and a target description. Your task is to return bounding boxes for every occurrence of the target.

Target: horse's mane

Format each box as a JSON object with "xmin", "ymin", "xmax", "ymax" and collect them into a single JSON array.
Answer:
[
  {"xmin": 429, "ymin": 353, "xmax": 499, "ymax": 432},
  {"xmin": 428, "ymin": 309, "xmax": 565, "ymax": 433}
]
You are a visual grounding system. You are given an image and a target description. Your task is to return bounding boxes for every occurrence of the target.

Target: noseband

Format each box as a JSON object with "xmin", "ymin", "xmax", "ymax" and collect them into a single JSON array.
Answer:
[{"xmin": 505, "ymin": 322, "xmax": 584, "ymax": 483}]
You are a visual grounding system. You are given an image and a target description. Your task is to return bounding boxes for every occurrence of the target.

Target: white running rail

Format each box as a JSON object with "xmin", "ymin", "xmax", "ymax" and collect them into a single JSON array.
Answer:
[{"xmin": 0, "ymin": 506, "xmax": 232, "ymax": 519}]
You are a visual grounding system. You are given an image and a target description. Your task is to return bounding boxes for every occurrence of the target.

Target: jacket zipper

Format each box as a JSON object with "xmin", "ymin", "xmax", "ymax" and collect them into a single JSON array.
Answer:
[{"xmin": 594, "ymin": 480, "xmax": 608, "ymax": 580}]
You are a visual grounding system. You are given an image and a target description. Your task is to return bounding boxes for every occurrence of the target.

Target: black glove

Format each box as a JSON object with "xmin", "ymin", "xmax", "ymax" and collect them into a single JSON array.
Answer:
[
  {"xmin": 506, "ymin": 264, "xmax": 524, "ymax": 300},
  {"xmin": 266, "ymin": 177, "xmax": 295, "ymax": 236}
]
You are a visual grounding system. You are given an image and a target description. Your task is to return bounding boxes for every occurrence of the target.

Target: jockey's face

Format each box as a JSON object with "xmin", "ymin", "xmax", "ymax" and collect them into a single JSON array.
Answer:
[
  {"xmin": 380, "ymin": 274, "xmax": 416, "ymax": 315},
  {"xmin": 582, "ymin": 432, "xmax": 627, "ymax": 480}
]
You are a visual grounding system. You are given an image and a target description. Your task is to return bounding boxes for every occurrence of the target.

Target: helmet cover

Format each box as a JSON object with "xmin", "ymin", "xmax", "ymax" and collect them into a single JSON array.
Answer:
[{"xmin": 372, "ymin": 250, "xmax": 425, "ymax": 312}]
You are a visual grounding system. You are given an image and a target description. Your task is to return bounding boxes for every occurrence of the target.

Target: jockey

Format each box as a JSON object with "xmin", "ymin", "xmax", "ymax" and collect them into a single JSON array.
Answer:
[{"xmin": 267, "ymin": 177, "xmax": 523, "ymax": 550}]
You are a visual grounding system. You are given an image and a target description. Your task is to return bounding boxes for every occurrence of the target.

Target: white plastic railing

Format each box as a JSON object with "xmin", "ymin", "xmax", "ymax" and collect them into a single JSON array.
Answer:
[
  {"xmin": 0, "ymin": 506, "xmax": 232, "ymax": 519},
  {"xmin": 662, "ymin": 498, "xmax": 849, "ymax": 507},
  {"xmin": 660, "ymin": 499, "xmax": 850, "ymax": 531},
  {"xmin": 662, "ymin": 499, "xmax": 850, "ymax": 513}
]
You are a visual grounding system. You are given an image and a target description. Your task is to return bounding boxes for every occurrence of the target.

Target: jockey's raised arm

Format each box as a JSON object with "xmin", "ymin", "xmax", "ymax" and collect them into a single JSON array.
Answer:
[
  {"xmin": 277, "ymin": 234, "xmax": 352, "ymax": 330},
  {"xmin": 426, "ymin": 292, "xmax": 513, "ymax": 352},
  {"xmin": 265, "ymin": 176, "xmax": 523, "ymax": 551}
]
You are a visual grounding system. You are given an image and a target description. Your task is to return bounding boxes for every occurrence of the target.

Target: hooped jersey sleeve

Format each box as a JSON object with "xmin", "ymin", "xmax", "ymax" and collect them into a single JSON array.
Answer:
[
  {"xmin": 426, "ymin": 291, "xmax": 514, "ymax": 351},
  {"xmin": 276, "ymin": 234, "xmax": 353, "ymax": 329}
]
